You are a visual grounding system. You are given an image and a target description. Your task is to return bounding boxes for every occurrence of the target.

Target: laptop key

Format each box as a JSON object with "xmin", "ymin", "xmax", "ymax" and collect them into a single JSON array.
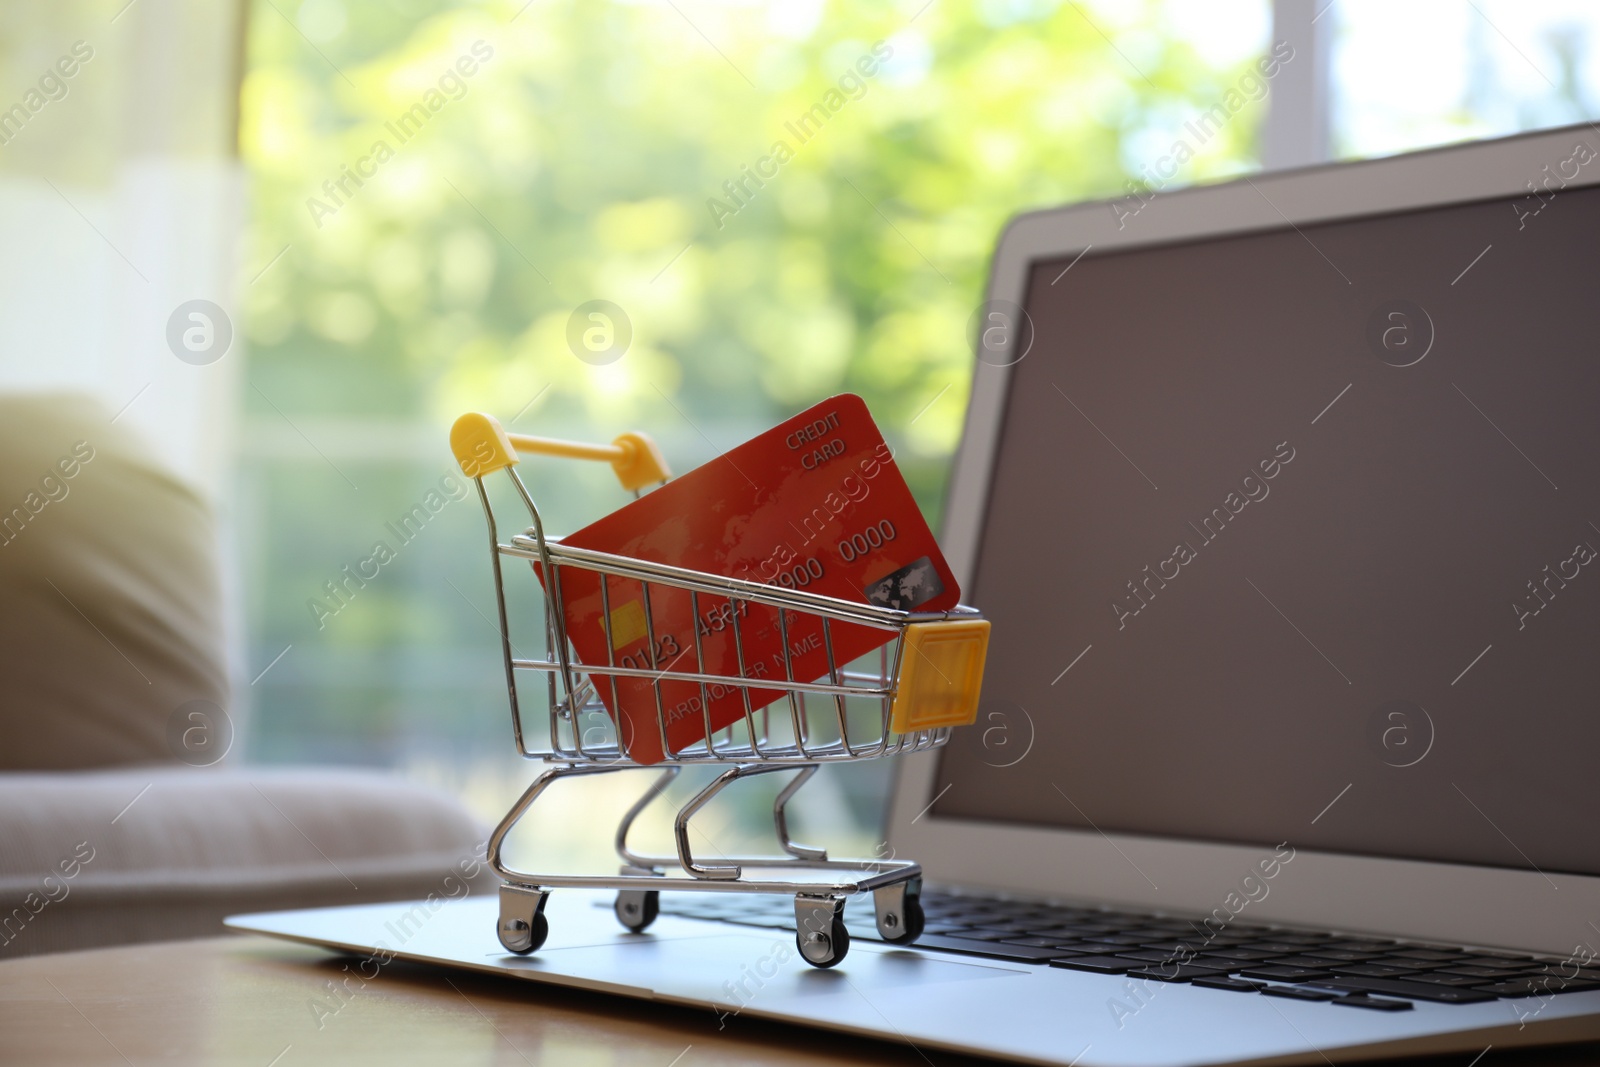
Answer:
[
  {"xmin": 1240, "ymin": 942, "xmax": 1319, "ymax": 955},
  {"xmin": 1205, "ymin": 928, "xmax": 1270, "ymax": 941},
  {"xmin": 1386, "ymin": 949, "xmax": 1466, "ymax": 962},
  {"xmin": 1127, "ymin": 963, "xmax": 1237, "ymax": 983},
  {"xmin": 1192, "ymin": 955, "xmax": 1253, "ymax": 970},
  {"xmin": 1405, "ymin": 973, "xmax": 1494, "ymax": 987},
  {"xmin": 1260, "ymin": 985, "xmax": 1338, "ymax": 1002},
  {"xmin": 1192, "ymin": 976, "xmax": 1267, "ymax": 993},
  {"xmin": 1305, "ymin": 949, "xmax": 1388, "ymax": 962},
  {"xmin": 1141, "ymin": 923, "xmax": 1207, "ymax": 936},
  {"xmin": 1322, "ymin": 977, "xmax": 1497, "ymax": 1003},
  {"xmin": 1203, "ymin": 947, "xmax": 1283, "ymax": 961},
  {"xmin": 1331, "ymin": 963, "xmax": 1427, "ymax": 978},
  {"xmin": 1475, "ymin": 977, "xmax": 1600, "ymax": 997},
  {"xmin": 1333, "ymin": 994, "xmax": 1414, "ymax": 1012},
  {"xmin": 910, "ymin": 935, "xmax": 1074, "ymax": 963},
  {"xmin": 1519, "ymin": 965, "xmax": 1580, "ymax": 979},
  {"xmin": 1238, "ymin": 966, "xmax": 1336, "ymax": 982},
  {"xmin": 1279, "ymin": 956, "xmax": 1359, "ymax": 970},
  {"xmin": 1048, "ymin": 939, "xmax": 1123, "ymax": 952},
  {"xmin": 952, "ymin": 928, "xmax": 1038, "ymax": 941},
  {"xmin": 1324, "ymin": 941, "xmax": 1398, "ymax": 952},
  {"xmin": 1435, "ymin": 966, "xmax": 1532, "ymax": 979},
  {"xmin": 1045, "ymin": 928, "xmax": 1122, "ymax": 940},
  {"xmin": 1049, "ymin": 955, "xmax": 1139, "ymax": 975},
  {"xmin": 1115, "ymin": 949, "xmax": 1188, "ymax": 963}
]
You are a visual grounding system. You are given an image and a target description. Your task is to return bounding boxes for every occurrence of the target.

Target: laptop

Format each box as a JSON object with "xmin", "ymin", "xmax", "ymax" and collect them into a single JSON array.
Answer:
[{"xmin": 231, "ymin": 122, "xmax": 1600, "ymax": 1065}]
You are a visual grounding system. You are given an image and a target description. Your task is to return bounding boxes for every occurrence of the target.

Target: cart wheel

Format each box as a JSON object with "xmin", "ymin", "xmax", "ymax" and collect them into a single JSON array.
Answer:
[
  {"xmin": 614, "ymin": 889, "xmax": 659, "ymax": 933},
  {"xmin": 796, "ymin": 913, "xmax": 849, "ymax": 968},
  {"xmin": 873, "ymin": 878, "xmax": 925, "ymax": 945},
  {"xmin": 880, "ymin": 896, "xmax": 925, "ymax": 945},
  {"xmin": 498, "ymin": 911, "xmax": 548, "ymax": 954},
  {"xmin": 498, "ymin": 885, "xmax": 550, "ymax": 954},
  {"xmin": 795, "ymin": 897, "xmax": 850, "ymax": 969}
]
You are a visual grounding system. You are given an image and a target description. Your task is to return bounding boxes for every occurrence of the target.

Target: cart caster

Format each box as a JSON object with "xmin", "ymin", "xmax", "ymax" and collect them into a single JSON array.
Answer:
[
  {"xmin": 873, "ymin": 878, "xmax": 925, "ymax": 945},
  {"xmin": 795, "ymin": 895, "xmax": 849, "ymax": 969},
  {"xmin": 614, "ymin": 889, "xmax": 660, "ymax": 933},
  {"xmin": 498, "ymin": 885, "xmax": 550, "ymax": 955}
]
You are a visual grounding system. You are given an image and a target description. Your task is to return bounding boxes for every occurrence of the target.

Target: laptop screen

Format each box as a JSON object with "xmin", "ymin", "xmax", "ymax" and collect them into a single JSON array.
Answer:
[{"xmin": 934, "ymin": 181, "xmax": 1600, "ymax": 878}]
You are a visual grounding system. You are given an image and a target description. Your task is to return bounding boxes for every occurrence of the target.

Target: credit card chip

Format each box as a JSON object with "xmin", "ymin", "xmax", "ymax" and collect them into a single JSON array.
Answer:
[{"xmin": 608, "ymin": 600, "xmax": 648, "ymax": 650}]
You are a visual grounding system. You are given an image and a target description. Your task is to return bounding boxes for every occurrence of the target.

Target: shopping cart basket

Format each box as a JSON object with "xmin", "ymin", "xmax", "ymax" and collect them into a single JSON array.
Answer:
[{"xmin": 450, "ymin": 411, "xmax": 990, "ymax": 968}]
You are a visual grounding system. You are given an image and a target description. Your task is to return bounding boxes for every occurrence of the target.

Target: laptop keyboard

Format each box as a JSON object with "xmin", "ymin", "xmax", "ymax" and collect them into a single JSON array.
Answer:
[{"xmin": 661, "ymin": 889, "xmax": 1600, "ymax": 1011}]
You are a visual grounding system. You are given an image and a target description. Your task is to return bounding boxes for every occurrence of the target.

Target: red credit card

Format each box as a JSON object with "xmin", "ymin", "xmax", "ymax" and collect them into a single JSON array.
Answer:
[{"xmin": 545, "ymin": 394, "xmax": 960, "ymax": 764}]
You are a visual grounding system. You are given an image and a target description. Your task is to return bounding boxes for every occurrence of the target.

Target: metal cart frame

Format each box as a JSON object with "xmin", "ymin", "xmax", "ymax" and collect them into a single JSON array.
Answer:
[{"xmin": 450, "ymin": 411, "xmax": 989, "ymax": 968}]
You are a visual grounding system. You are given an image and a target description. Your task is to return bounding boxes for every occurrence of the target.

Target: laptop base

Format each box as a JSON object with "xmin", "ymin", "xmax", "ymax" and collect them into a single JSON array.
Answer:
[{"xmin": 228, "ymin": 892, "xmax": 1600, "ymax": 1066}]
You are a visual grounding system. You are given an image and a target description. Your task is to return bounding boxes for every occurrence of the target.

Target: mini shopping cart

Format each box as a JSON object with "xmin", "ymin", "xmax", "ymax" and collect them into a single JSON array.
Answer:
[{"xmin": 450, "ymin": 412, "xmax": 990, "ymax": 968}]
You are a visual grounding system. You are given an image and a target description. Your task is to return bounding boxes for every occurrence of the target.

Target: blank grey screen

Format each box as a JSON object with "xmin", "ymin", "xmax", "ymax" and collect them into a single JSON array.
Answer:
[{"xmin": 935, "ymin": 182, "xmax": 1600, "ymax": 877}]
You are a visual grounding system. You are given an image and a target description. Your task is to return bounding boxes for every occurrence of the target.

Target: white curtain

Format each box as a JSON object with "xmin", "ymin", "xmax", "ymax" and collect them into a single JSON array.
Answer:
[
  {"xmin": 0, "ymin": 0, "xmax": 246, "ymax": 501},
  {"xmin": 0, "ymin": 0, "xmax": 250, "ymax": 717}
]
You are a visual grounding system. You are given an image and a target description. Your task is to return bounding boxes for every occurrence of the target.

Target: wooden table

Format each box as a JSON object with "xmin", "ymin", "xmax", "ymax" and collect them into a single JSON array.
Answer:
[{"xmin": 5, "ymin": 935, "xmax": 1600, "ymax": 1066}]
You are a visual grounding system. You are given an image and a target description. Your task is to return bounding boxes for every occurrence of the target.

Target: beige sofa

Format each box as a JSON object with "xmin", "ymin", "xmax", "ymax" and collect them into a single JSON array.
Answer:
[{"xmin": 0, "ymin": 395, "xmax": 491, "ymax": 957}]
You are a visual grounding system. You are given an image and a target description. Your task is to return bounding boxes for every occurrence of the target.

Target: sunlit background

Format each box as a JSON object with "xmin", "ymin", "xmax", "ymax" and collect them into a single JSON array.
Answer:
[{"xmin": 4, "ymin": 0, "xmax": 1599, "ymax": 872}]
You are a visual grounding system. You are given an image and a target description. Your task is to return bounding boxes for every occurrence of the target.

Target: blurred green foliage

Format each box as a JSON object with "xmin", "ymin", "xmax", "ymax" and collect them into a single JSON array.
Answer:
[
  {"xmin": 243, "ymin": 0, "xmax": 1268, "ymax": 447},
  {"xmin": 238, "ymin": 0, "xmax": 1268, "ymax": 832}
]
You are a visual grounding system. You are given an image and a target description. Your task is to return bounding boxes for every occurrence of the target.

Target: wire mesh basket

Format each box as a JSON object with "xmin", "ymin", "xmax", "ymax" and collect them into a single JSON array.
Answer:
[{"xmin": 451, "ymin": 411, "xmax": 989, "ymax": 968}]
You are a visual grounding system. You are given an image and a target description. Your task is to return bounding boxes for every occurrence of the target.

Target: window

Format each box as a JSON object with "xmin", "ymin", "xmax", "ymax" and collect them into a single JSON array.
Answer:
[
  {"xmin": 238, "ymin": 0, "xmax": 1273, "ymax": 870},
  {"xmin": 1331, "ymin": 0, "xmax": 1600, "ymax": 159}
]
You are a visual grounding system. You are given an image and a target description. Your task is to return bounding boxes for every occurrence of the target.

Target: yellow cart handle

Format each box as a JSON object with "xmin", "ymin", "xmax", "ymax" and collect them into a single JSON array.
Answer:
[{"xmin": 451, "ymin": 412, "xmax": 670, "ymax": 491}]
